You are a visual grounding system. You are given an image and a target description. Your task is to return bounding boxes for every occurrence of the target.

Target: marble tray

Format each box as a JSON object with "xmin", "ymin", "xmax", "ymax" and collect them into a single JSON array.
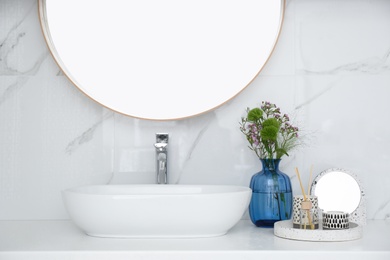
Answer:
[{"xmin": 274, "ymin": 220, "xmax": 362, "ymax": 242}]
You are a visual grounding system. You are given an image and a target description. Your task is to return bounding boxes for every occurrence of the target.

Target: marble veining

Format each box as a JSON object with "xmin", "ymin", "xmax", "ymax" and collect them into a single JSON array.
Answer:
[
  {"xmin": 372, "ymin": 201, "xmax": 390, "ymax": 219},
  {"xmin": 0, "ymin": 1, "xmax": 47, "ymax": 75},
  {"xmin": 294, "ymin": 80, "xmax": 338, "ymax": 110},
  {"xmin": 300, "ymin": 48, "xmax": 390, "ymax": 75},
  {"xmin": 0, "ymin": 0, "xmax": 389, "ymax": 220},
  {"xmin": 0, "ymin": 77, "xmax": 28, "ymax": 106},
  {"xmin": 0, "ymin": 30, "xmax": 26, "ymax": 74},
  {"xmin": 65, "ymin": 112, "xmax": 114, "ymax": 155}
]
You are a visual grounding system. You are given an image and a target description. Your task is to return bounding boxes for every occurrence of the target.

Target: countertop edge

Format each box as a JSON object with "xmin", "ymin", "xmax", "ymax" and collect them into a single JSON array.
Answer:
[{"xmin": 0, "ymin": 220, "xmax": 389, "ymax": 260}]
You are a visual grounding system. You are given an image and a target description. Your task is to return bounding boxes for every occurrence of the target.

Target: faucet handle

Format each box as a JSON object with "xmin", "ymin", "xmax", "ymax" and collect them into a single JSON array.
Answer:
[{"xmin": 156, "ymin": 133, "xmax": 169, "ymax": 143}]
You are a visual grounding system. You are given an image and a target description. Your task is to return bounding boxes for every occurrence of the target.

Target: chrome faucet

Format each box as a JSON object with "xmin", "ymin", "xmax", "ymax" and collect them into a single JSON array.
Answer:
[{"xmin": 154, "ymin": 133, "xmax": 168, "ymax": 184}]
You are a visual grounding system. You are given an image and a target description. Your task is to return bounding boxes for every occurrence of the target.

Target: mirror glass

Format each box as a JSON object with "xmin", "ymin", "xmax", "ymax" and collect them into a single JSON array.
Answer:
[
  {"xmin": 39, "ymin": 0, "xmax": 284, "ymax": 120},
  {"xmin": 311, "ymin": 169, "xmax": 362, "ymax": 214}
]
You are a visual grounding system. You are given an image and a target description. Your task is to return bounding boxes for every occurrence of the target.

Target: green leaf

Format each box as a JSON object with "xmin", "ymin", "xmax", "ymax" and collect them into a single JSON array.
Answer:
[
  {"xmin": 247, "ymin": 108, "xmax": 263, "ymax": 121},
  {"xmin": 280, "ymin": 193, "xmax": 285, "ymax": 203},
  {"xmin": 276, "ymin": 148, "xmax": 289, "ymax": 158},
  {"xmin": 260, "ymin": 126, "xmax": 278, "ymax": 141},
  {"xmin": 262, "ymin": 118, "xmax": 280, "ymax": 129}
]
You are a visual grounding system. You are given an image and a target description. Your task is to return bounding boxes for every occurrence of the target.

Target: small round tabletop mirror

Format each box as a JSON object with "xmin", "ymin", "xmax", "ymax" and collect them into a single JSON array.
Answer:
[
  {"xmin": 310, "ymin": 168, "xmax": 366, "ymax": 225},
  {"xmin": 38, "ymin": 0, "xmax": 285, "ymax": 120}
]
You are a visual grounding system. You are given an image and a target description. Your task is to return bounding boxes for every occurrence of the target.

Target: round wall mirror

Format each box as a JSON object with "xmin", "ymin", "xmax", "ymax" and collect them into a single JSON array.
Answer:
[
  {"xmin": 310, "ymin": 168, "xmax": 366, "ymax": 225},
  {"xmin": 38, "ymin": 0, "xmax": 285, "ymax": 120}
]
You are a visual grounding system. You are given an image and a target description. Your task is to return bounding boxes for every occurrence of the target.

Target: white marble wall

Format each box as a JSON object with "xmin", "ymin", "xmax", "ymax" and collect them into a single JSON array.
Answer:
[{"xmin": 0, "ymin": 0, "xmax": 389, "ymax": 220}]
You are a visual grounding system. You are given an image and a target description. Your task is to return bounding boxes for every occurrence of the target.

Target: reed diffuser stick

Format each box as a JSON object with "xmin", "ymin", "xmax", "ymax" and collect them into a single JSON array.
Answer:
[
  {"xmin": 295, "ymin": 167, "xmax": 306, "ymax": 200},
  {"xmin": 295, "ymin": 167, "xmax": 315, "ymax": 230}
]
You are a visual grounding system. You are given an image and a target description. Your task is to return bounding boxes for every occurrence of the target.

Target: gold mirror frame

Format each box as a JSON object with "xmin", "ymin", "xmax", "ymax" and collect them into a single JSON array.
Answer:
[{"xmin": 38, "ymin": 0, "xmax": 285, "ymax": 120}]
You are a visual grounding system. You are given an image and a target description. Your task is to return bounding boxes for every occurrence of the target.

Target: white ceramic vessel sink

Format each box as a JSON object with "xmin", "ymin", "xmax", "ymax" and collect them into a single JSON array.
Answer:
[{"xmin": 63, "ymin": 185, "xmax": 251, "ymax": 238}]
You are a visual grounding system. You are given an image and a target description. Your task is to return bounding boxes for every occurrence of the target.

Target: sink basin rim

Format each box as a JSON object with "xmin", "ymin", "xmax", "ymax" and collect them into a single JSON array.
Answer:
[
  {"xmin": 63, "ymin": 184, "xmax": 251, "ymax": 197},
  {"xmin": 62, "ymin": 184, "xmax": 252, "ymax": 238}
]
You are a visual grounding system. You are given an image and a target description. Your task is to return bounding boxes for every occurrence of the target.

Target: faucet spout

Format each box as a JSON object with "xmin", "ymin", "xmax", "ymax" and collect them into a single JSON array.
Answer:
[
  {"xmin": 155, "ymin": 133, "xmax": 168, "ymax": 184},
  {"xmin": 156, "ymin": 152, "xmax": 167, "ymax": 184}
]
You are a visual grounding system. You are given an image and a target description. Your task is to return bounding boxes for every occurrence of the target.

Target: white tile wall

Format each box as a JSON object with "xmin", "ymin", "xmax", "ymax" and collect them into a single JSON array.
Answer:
[{"xmin": 0, "ymin": 0, "xmax": 389, "ymax": 220}]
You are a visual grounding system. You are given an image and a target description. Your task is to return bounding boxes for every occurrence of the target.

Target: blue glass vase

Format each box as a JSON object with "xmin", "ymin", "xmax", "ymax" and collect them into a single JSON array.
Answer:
[{"xmin": 249, "ymin": 159, "xmax": 293, "ymax": 227}]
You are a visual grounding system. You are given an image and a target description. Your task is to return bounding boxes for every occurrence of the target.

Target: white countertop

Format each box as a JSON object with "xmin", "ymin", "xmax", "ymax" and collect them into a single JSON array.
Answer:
[{"xmin": 0, "ymin": 220, "xmax": 389, "ymax": 260}]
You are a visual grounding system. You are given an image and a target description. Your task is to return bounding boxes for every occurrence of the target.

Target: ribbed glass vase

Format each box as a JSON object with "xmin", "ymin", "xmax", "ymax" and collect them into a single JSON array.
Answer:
[{"xmin": 249, "ymin": 159, "xmax": 293, "ymax": 227}]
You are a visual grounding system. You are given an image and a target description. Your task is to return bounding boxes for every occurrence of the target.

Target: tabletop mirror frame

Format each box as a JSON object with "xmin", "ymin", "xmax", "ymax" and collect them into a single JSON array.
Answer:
[{"xmin": 310, "ymin": 168, "xmax": 366, "ymax": 226}]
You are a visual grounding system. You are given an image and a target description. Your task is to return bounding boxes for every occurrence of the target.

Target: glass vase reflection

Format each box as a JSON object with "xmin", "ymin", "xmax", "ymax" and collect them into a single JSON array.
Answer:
[{"xmin": 249, "ymin": 159, "xmax": 292, "ymax": 227}]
